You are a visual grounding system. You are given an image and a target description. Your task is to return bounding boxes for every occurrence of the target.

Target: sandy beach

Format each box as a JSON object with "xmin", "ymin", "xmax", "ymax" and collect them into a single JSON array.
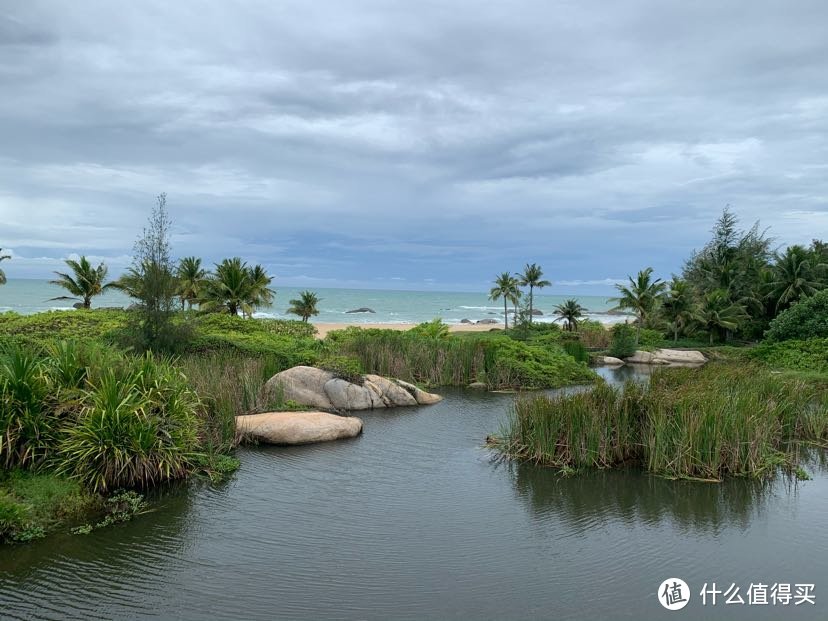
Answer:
[{"xmin": 311, "ymin": 322, "xmax": 502, "ymax": 339}]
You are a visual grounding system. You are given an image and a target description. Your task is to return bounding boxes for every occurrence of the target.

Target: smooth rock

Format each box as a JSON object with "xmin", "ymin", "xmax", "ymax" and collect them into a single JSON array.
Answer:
[
  {"xmin": 476, "ymin": 318, "xmax": 499, "ymax": 325},
  {"xmin": 395, "ymin": 379, "xmax": 444, "ymax": 405},
  {"xmin": 468, "ymin": 381, "xmax": 487, "ymax": 390},
  {"xmin": 460, "ymin": 318, "xmax": 473, "ymax": 324},
  {"xmin": 364, "ymin": 374, "xmax": 418, "ymax": 407},
  {"xmin": 346, "ymin": 307, "xmax": 375, "ymax": 313},
  {"xmin": 236, "ymin": 411, "xmax": 362, "ymax": 445},
  {"xmin": 625, "ymin": 351, "xmax": 667, "ymax": 364},
  {"xmin": 595, "ymin": 356, "xmax": 625, "ymax": 366},
  {"xmin": 263, "ymin": 366, "xmax": 335, "ymax": 410},
  {"xmin": 324, "ymin": 378, "xmax": 375, "ymax": 410},
  {"xmin": 72, "ymin": 302, "xmax": 84, "ymax": 309},
  {"xmin": 653, "ymin": 349, "xmax": 706, "ymax": 364}
]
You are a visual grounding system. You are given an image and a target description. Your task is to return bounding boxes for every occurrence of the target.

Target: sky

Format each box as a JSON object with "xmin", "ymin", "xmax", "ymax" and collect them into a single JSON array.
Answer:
[{"xmin": 1, "ymin": 1, "xmax": 827, "ymax": 295}]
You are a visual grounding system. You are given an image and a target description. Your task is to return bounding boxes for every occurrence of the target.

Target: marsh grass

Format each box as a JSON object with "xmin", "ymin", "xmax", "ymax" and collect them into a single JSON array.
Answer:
[{"xmin": 498, "ymin": 364, "xmax": 828, "ymax": 480}]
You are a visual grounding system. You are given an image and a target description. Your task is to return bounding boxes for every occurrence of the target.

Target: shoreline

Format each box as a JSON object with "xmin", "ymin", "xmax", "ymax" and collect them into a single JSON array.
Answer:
[{"xmin": 310, "ymin": 321, "xmax": 504, "ymax": 339}]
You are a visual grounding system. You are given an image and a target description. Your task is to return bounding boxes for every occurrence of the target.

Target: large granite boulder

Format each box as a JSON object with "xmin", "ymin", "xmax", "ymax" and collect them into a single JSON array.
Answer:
[
  {"xmin": 625, "ymin": 349, "xmax": 706, "ymax": 365},
  {"xmin": 263, "ymin": 367, "xmax": 443, "ymax": 411},
  {"xmin": 262, "ymin": 366, "xmax": 335, "ymax": 410},
  {"xmin": 236, "ymin": 411, "xmax": 362, "ymax": 445}
]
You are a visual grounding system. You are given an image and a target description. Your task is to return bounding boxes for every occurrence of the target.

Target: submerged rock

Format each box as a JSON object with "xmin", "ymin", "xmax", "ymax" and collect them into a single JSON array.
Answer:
[
  {"xmin": 264, "ymin": 366, "xmax": 443, "ymax": 411},
  {"xmin": 460, "ymin": 318, "xmax": 473, "ymax": 324},
  {"xmin": 346, "ymin": 307, "xmax": 375, "ymax": 313},
  {"xmin": 476, "ymin": 318, "xmax": 499, "ymax": 325},
  {"xmin": 236, "ymin": 411, "xmax": 362, "ymax": 445}
]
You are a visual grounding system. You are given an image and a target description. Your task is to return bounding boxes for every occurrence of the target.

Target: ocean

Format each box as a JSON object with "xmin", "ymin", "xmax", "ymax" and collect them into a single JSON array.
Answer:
[{"xmin": 0, "ymin": 279, "xmax": 630, "ymax": 325}]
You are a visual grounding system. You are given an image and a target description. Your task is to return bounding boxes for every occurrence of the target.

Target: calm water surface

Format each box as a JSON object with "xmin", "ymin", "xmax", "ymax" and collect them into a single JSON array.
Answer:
[{"xmin": 2, "ymin": 367, "xmax": 827, "ymax": 620}]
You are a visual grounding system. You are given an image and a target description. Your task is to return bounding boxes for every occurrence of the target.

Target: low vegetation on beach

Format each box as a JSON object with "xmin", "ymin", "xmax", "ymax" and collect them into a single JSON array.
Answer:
[{"xmin": 494, "ymin": 364, "xmax": 828, "ymax": 480}]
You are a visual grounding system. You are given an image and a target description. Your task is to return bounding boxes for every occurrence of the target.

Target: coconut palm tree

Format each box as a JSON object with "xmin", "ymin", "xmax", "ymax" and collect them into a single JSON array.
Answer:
[
  {"xmin": 661, "ymin": 277, "xmax": 699, "ymax": 342},
  {"xmin": 176, "ymin": 256, "xmax": 207, "ymax": 310},
  {"xmin": 611, "ymin": 267, "xmax": 667, "ymax": 344},
  {"xmin": 553, "ymin": 299, "xmax": 585, "ymax": 331},
  {"xmin": 287, "ymin": 290, "xmax": 321, "ymax": 322},
  {"xmin": 49, "ymin": 256, "xmax": 112, "ymax": 309},
  {"xmin": 247, "ymin": 264, "xmax": 276, "ymax": 314},
  {"xmin": 489, "ymin": 272, "xmax": 520, "ymax": 329},
  {"xmin": 200, "ymin": 258, "xmax": 275, "ymax": 317},
  {"xmin": 0, "ymin": 249, "xmax": 10, "ymax": 285},
  {"xmin": 699, "ymin": 289, "xmax": 748, "ymax": 344},
  {"xmin": 519, "ymin": 263, "xmax": 551, "ymax": 323},
  {"xmin": 767, "ymin": 245, "xmax": 827, "ymax": 313}
]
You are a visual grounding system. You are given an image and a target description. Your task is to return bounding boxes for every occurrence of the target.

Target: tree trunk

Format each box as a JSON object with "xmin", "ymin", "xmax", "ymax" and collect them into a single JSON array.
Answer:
[
  {"xmin": 529, "ymin": 285, "xmax": 534, "ymax": 323},
  {"xmin": 504, "ymin": 298, "xmax": 509, "ymax": 329},
  {"xmin": 674, "ymin": 327, "xmax": 679, "ymax": 343},
  {"xmin": 635, "ymin": 313, "xmax": 642, "ymax": 345}
]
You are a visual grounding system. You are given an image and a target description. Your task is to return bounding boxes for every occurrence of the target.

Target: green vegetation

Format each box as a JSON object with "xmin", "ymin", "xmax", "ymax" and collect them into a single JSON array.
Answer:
[
  {"xmin": 765, "ymin": 289, "xmax": 828, "ymax": 342},
  {"xmin": 176, "ymin": 256, "xmax": 208, "ymax": 310},
  {"xmin": 287, "ymin": 290, "xmax": 321, "ymax": 322},
  {"xmin": 49, "ymin": 256, "xmax": 114, "ymax": 309},
  {"xmin": 748, "ymin": 339, "xmax": 828, "ymax": 375},
  {"xmin": 328, "ymin": 326, "xmax": 595, "ymax": 389},
  {"xmin": 201, "ymin": 257, "xmax": 275, "ymax": 317},
  {"xmin": 495, "ymin": 364, "xmax": 828, "ymax": 481},
  {"xmin": 608, "ymin": 324, "xmax": 637, "ymax": 358}
]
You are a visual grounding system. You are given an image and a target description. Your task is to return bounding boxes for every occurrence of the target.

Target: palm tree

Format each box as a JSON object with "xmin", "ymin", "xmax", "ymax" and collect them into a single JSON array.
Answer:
[
  {"xmin": 661, "ymin": 277, "xmax": 699, "ymax": 342},
  {"xmin": 611, "ymin": 267, "xmax": 667, "ymax": 344},
  {"xmin": 176, "ymin": 256, "xmax": 207, "ymax": 310},
  {"xmin": 0, "ymin": 249, "xmax": 10, "ymax": 285},
  {"xmin": 49, "ymin": 256, "xmax": 112, "ymax": 309},
  {"xmin": 699, "ymin": 289, "xmax": 748, "ymax": 344},
  {"xmin": 767, "ymin": 245, "xmax": 826, "ymax": 313},
  {"xmin": 489, "ymin": 272, "xmax": 520, "ymax": 329},
  {"xmin": 287, "ymin": 290, "xmax": 321, "ymax": 322},
  {"xmin": 247, "ymin": 264, "xmax": 276, "ymax": 315},
  {"xmin": 200, "ymin": 258, "xmax": 275, "ymax": 317},
  {"xmin": 519, "ymin": 263, "xmax": 551, "ymax": 323},
  {"xmin": 552, "ymin": 299, "xmax": 585, "ymax": 331}
]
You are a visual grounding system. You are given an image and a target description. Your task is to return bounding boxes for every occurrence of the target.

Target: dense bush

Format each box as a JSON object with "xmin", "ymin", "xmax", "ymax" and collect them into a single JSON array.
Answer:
[
  {"xmin": 765, "ymin": 290, "xmax": 828, "ymax": 342},
  {"xmin": 608, "ymin": 324, "xmax": 637, "ymax": 358},
  {"xmin": 748, "ymin": 338, "xmax": 828, "ymax": 374},
  {"xmin": 0, "ymin": 309, "xmax": 128, "ymax": 344},
  {"xmin": 0, "ymin": 341, "xmax": 204, "ymax": 492},
  {"xmin": 561, "ymin": 340, "xmax": 589, "ymax": 364}
]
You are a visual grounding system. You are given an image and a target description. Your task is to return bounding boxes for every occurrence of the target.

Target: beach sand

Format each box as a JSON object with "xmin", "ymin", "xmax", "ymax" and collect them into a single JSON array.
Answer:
[{"xmin": 311, "ymin": 322, "xmax": 502, "ymax": 339}]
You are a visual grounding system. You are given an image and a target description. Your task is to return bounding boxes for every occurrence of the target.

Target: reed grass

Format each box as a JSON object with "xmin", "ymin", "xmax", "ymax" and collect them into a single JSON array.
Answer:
[{"xmin": 497, "ymin": 363, "xmax": 828, "ymax": 480}]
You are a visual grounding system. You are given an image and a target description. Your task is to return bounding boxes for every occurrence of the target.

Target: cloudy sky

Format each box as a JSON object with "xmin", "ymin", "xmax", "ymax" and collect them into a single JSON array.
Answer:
[{"xmin": 1, "ymin": 1, "xmax": 826, "ymax": 294}]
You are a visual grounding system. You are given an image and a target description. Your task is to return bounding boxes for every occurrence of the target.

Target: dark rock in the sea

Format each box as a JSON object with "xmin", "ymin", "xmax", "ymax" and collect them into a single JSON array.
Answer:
[
  {"xmin": 460, "ymin": 318, "xmax": 472, "ymax": 324},
  {"xmin": 346, "ymin": 307, "xmax": 376, "ymax": 314},
  {"xmin": 476, "ymin": 318, "xmax": 499, "ymax": 325},
  {"xmin": 72, "ymin": 302, "xmax": 84, "ymax": 309},
  {"xmin": 531, "ymin": 309, "xmax": 543, "ymax": 316}
]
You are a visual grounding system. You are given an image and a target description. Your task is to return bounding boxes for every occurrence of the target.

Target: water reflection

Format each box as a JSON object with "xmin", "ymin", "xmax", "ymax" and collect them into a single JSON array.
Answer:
[{"xmin": 511, "ymin": 461, "xmax": 777, "ymax": 536}]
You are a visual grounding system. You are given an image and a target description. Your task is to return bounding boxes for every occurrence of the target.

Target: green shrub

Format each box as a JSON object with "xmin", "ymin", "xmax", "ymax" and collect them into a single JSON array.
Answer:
[
  {"xmin": 638, "ymin": 329, "xmax": 663, "ymax": 348},
  {"xmin": 59, "ymin": 355, "xmax": 202, "ymax": 492},
  {"xmin": 561, "ymin": 340, "xmax": 590, "ymax": 364},
  {"xmin": 408, "ymin": 318, "xmax": 451, "ymax": 339},
  {"xmin": 765, "ymin": 290, "xmax": 828, "ymax": 342},
  {"xmin": 317, "ymin": 355, "xmax": 364, "ymax": 383},
  {"xmin": 748, "ymin": 338, "xmax": 828, "ymax": 374},
  {"xmin": 608, "ymin": 324, "xmax": 637, "ymax": 358}
]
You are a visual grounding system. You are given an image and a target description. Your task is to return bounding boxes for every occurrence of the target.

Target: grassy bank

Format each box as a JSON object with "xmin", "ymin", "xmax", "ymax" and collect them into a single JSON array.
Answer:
[{"xmin": 494, "ymin": 364, "xmax": 828, "ymax": 480}]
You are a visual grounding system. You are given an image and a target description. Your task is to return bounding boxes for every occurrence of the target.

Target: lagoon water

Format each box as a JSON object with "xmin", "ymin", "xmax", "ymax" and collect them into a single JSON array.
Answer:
[
  {"xmin": 1, "ymin": 366, "xmax": 827, "ymax": 620},
  {"xmin": 0, "ymin": 279, "xmax": 630, "ymax": 325}
]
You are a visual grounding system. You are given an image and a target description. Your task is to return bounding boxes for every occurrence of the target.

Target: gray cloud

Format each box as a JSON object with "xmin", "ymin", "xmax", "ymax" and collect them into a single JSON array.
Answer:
[{"xmin": 1, "ymin": 0, "xmax": 827, "ymax": 290}]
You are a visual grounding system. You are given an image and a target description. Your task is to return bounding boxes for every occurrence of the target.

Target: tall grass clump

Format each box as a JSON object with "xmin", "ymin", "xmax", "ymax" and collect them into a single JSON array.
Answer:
[
  {"xmin": 327, "ymin": 327, "xmax": 596, "ymax": 389},
  {"xmin": 1, "ymin": 340, "xmax": 205, "ymax": 493},
  {"xmin": 497, "ymin": 363, "xmax": 827, "ymax": 480}
]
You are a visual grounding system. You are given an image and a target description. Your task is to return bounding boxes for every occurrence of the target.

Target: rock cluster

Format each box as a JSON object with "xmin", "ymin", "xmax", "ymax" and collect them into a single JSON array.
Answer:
[
  {"xmin": 625, "ymin": 349, "xmax": 706, "ymax": 365},
  {"xmin": 262, "ymin": 366, "xmax": 443, "ymax": 411}
]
